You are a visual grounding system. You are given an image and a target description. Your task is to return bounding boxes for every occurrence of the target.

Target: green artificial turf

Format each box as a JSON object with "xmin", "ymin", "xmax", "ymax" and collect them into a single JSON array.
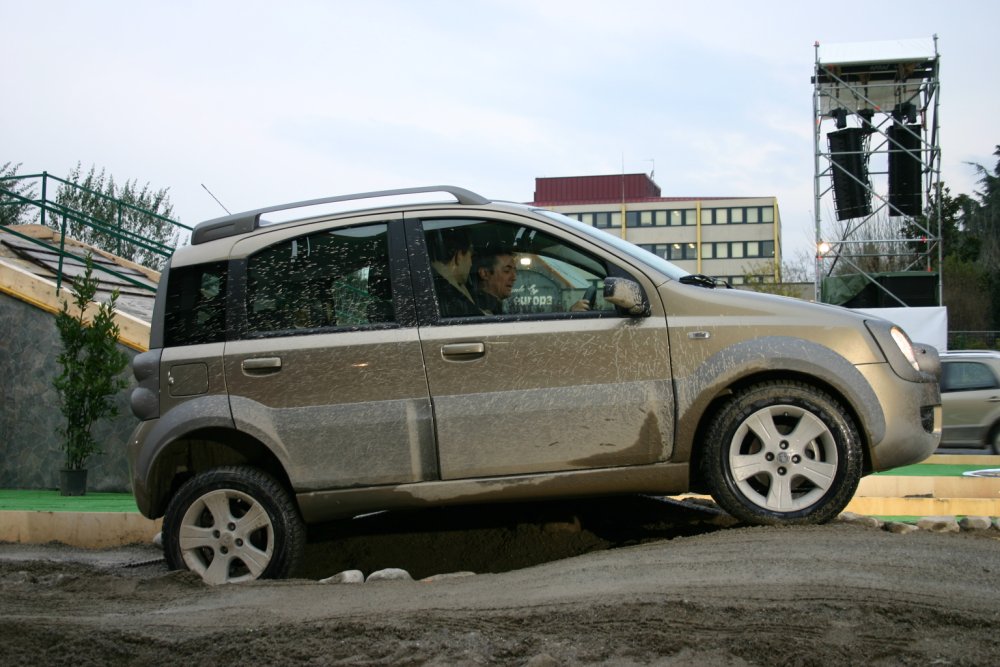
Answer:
[
  {"xmin": 873, "ymin": 463, "xmax": 1000, "ymax": 477},
  {"xmin": 0, "ymin": 490, "xmax": 140, "ymax": 513}
]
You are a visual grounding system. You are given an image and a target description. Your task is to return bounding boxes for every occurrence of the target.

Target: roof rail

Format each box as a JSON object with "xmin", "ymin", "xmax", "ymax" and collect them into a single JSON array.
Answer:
[{"xmin": 191, "ymin": 185, "xmax": 490, "ymax": 245}]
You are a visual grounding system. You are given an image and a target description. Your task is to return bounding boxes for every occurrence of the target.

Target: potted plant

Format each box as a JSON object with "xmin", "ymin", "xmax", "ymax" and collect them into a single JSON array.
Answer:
[{"xmin": 53, "ymin": 254, "xmax": 129, "ymax": 496}]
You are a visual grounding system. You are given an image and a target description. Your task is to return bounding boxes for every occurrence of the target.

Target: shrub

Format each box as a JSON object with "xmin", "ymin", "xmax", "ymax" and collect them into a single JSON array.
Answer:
[{"xmin": 53, "ymin": 254, "xmax": 129, "ymax": 471}]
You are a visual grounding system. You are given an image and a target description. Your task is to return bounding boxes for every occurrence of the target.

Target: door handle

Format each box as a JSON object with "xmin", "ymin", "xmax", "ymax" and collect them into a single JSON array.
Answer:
[
  {"xmin": 441, "ymin": 342, "xmax": 485, "ymax": 360},
  {"xmin": 242, "ymin": 357, "xmax": 282, "ymax": 374},
  {"xmin": 988, "ymin": 396, "xmax": 1000, "ymax": 403}
]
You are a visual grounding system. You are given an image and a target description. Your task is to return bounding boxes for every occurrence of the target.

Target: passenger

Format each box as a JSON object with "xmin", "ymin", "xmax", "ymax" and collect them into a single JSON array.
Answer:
[
  {"xmin": 428, "ymin": 228, "xmax": 483, "ymax": 317},
  {"xmin": 472, "ymin": 246, "xmax": 518, "ymax": 315}
]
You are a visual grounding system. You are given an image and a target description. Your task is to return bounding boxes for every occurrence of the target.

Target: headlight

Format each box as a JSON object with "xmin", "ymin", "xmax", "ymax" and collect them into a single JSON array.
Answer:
[
  {"xmin": 889, "ymin": 326, "xmax": 920, "ymax": 372},
  {"xmin": 864, "ymin": 319, "xmax": 927, "ymax": 381}
]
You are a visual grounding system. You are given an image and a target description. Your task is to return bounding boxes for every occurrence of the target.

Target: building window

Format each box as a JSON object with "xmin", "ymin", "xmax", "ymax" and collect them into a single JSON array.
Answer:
[
  {"xmin": 730, "ymin": 208, "xmax": 744, "ymax": 224},
  {"xmin": 747, "ymin": 207, "xmax": 760, "ymax": 223},
  {"xmin": 731, "ymin": 243, "xmax": 745, "ymax": 259},
  {"xmin": 580, "ymin": 212, "xmax": 594, "ymax": 227},
  {"xmin": 654, "ymin": 210, "xmax": 668, "ymax": 226},
  {"xmin": 761, "ymin": 206, "xmax": 774, "ymax": 223},
  {"xmin": 701, "ymin": 243, "xmax": 714, "ymax": 259},
  {"xmin": 761, "ymin": 240, "xmax": 775, "ymax": 257},
  {"xmin": 716, "ymin": 243, "xmax": 729, "ymax": 259},
  {"xmin": 640, "ymin": 211, "xmax": 653, "ymax": 227},
  {"xmin": 610, "ymin": 212, "xmax": 621, "ymax": 228},
  {"xmin": 747, "ymin": 241, "xmax": 759, "ymax": 257}
]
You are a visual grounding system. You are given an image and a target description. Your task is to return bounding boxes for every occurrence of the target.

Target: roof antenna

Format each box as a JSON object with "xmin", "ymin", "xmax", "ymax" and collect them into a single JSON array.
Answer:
[{"xmin": 201, "ymin": 183, "xmax": 231, "ymax": 215}]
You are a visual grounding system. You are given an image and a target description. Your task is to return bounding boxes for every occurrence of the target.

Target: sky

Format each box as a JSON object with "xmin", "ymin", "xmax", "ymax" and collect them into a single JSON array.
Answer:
[{"xmin": 3, "ymin": 0, "xmax": 998, "ymax": 269}]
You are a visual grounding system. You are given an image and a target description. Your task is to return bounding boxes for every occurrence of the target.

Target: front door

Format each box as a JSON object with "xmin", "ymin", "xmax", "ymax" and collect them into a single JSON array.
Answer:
[{"xmin": 410, "ymin": 215, "xmax": 674, "ymax": 480}]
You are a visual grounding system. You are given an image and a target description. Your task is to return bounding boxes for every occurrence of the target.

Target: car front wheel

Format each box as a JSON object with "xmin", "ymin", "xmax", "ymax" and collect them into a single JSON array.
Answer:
[
  {"xmin": 702, "ymin": 381, "xmax": 863, "ymax": 525},
  {"xmin": 162, "ymin": 466, "xmax": 305, "ymax": 584}
]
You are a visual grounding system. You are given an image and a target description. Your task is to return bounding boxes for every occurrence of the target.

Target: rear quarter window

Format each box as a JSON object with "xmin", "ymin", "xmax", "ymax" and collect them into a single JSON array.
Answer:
[{"xmin": 163, "ymin": 262, "xmax": 228, "ymax": 346}]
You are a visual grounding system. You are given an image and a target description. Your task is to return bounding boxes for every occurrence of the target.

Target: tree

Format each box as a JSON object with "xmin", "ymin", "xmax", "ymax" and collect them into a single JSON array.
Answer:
[
  {"xmin": 0, "ymin": 162, "xmax": 38, "ymax": 227},
  {"xmin": 53, "ymin": 254, "xmax": 129, "ymax": 474},
  {"xmin": 53, "ymin": 163, "xmax": 178, "ymax": 269},
  {"xmin": 824, "ymin": 213, "xmax": 919, "ymax": 276},
  {"xmin": 940, "ymin": 254, "xmax": 991, "ymax": 338},
  {"xmin": 964, "ymin": 146, "xmax": 1000, "ymax": 330},
  {"xmin": 901, "ymin": 184, "xmax": 980, "ymax": 269},
  {"xmin": 740, "ymin": 256, "xmax": 812, "ymax": 299}
]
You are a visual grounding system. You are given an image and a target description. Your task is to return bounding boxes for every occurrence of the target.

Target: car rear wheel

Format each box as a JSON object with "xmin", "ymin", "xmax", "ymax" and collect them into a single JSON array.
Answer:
[
  {"xmin": 162, "ymin": 466, "xmax": 305, "ymax": 584},
  {"xmin": 702, "ymin": 381, "xmax": 863, "ymax": 525}
]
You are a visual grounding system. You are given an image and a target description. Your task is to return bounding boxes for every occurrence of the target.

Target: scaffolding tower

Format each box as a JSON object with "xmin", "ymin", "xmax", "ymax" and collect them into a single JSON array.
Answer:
[{"xmin": 812, "ymin": 37, "xmax": 942, "ymax": 308}]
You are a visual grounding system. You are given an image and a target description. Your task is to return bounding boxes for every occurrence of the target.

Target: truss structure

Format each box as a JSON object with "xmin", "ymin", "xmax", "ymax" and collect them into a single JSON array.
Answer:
[{"xmin": 812, "ymin": 37, "xmax": 942, "ymax": 306}]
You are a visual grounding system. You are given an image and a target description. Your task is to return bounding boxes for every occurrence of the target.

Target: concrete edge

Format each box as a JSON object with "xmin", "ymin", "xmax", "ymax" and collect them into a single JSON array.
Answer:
[{"xmin": 0, "ymin": 511, "xmax": 161, "ymax": 548}]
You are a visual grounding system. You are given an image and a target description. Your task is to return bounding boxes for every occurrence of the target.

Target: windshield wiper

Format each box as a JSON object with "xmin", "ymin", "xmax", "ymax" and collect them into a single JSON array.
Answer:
[{"xmin": 678, "ymin": 274, "xmax": 731, "ymax": 289}]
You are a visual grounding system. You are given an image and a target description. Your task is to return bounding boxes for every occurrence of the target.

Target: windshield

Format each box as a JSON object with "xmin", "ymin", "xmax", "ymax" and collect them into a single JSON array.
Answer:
[{"xmin": 536, "ymin": 209, "xmax": 690, "ymax": 281}]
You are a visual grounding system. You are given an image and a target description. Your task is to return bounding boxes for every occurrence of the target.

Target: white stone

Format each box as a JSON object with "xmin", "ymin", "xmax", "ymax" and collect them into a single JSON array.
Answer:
[
  {"xmin": 916, "ymin": 516, "xmax": 960, "ymax": 533},
  {"xmin": 319, "ymin": 569, "xmax": 364, "ymax": 584},
  {"xmin": 883, "ymin": 521, "xmax": 919, "ymax": 534},
  {"xmin": 366, "ymin": 568, "xmax": 413, "ymax": 582},
  {"xmin": 959, "ymin": 516, "xmax": 994, "ymax": 531},
  {"xmin": 838, "ymin": 512, "xmax": 882, "ymax": 528}
]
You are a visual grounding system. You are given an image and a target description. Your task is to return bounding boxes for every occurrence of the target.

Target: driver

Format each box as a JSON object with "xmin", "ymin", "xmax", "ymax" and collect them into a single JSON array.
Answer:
[{"xmin": 472, "ymin": 246, "xmax": 518, "ymax": 315}]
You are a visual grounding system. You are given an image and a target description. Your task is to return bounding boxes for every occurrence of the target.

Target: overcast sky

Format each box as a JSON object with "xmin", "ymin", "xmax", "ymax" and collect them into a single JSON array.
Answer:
[{"xmin": 3, "ymin": 0, "xmax": 997, "ymax": 265}]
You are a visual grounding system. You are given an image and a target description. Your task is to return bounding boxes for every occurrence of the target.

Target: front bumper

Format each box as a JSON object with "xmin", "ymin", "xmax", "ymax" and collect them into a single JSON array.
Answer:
[{"xmin": 857, "ymin": 362, "xmax": 941, "ymax": 471}]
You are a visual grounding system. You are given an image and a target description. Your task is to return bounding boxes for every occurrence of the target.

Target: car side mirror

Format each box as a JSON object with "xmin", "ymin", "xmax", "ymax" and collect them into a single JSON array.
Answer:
[{"xmin": 603, "ymin": 277, "xmax": 649, "ymax": 317}]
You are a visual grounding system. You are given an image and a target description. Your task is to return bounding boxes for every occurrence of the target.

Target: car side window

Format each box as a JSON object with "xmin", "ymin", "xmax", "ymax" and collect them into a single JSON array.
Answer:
[
  {"xmin": 163, "ymin": 261, "xmax": 228, "ymax": 346},
  {"xmin": 941, "ymin": 361, "xmax": 1000, "ymax": 392},
  {"xmin": 422, "ymin": 218, "xmax": 617, "ymax": 318},
  {"xmin": 245, "ymin": 223, "xmax": 394, "ymax": 335}
]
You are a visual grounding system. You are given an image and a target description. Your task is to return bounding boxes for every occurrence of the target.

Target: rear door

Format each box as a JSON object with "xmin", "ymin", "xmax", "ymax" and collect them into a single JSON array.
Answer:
[
  {"xmin": 408, "ymin": 212, "xmax": 675, "ymax": 480},
  {"xmin": 223, "ymin": 216, "xmax": 437, "ymax": 491}
]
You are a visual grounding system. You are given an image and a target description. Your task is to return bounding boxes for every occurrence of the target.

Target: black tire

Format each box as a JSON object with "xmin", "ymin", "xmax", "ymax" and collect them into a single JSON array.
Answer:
[
  {"xmin": 162, "ymin": 466, "xmax": 305, "ymax": 584},
  {"xmin": 701, "ymin": 381, "xmax": 863, "ymax": 525}
]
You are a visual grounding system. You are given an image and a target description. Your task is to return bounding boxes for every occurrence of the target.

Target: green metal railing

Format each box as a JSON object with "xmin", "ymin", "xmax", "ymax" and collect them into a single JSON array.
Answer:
[{"xmin": 0, "ymin": 171, "xmax": 193, "ymax": 292}]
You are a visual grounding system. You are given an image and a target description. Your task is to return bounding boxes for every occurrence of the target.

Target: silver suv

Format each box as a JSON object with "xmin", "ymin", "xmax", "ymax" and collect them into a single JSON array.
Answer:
[
  {"xmin": 128, "ymin": 186, "xmax": 941, "ymax": 584},
  {"xmin": 940, "ymin": 350, "xmax": 1000, "ymax": 453}
]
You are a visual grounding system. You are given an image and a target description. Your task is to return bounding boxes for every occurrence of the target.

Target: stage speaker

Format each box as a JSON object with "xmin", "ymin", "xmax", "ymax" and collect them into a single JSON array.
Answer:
[
  {"xmin": 827, "ymin": 128, "xmax": 872, "ymax": 220},
  {"xmin": 888, "ymin": 123, "xmax": 922, "ymax": 217}
]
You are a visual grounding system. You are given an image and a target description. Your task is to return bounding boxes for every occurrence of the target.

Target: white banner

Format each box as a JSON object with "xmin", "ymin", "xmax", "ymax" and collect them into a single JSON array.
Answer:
[{"xmin": 853, "ymin": 307, "xmax": 948, "ymax": 351}]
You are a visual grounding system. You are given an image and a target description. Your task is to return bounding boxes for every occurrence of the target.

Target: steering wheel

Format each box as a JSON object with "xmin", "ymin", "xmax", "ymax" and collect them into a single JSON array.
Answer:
[{"xmin": 582, "ymin": 284, "xmax": 597, "ymax": 310}]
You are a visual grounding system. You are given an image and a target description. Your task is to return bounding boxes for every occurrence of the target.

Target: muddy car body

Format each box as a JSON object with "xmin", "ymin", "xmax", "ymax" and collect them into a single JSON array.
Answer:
[{"xmin": 128, "ymin": 186, "xmax": 941, "ymax": 583}]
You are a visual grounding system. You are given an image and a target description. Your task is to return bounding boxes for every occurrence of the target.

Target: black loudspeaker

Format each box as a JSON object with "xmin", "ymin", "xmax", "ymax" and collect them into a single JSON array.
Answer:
[
  {"xmin": 888, "ymin": 123, "xmax": 922, "ymax": 217},
  {"xmin": 828, "ymin": 128, "xmax": 872, "ymax": 220}
]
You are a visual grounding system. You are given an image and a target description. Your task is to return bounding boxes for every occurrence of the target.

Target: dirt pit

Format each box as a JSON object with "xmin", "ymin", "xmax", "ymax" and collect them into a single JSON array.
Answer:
[
  {"xmin": 2, "ymin": 497, "xmax": 999, "ymax": 666},
  {"xmin": 299, "ymin": 496, "xmax": 732, "ymax": 580}
]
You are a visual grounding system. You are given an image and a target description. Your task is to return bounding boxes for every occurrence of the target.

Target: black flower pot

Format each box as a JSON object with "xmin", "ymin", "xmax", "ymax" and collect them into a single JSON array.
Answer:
[{"xmin": 59, "ymin": 469, "xmax": 88, "ymax": 496}]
